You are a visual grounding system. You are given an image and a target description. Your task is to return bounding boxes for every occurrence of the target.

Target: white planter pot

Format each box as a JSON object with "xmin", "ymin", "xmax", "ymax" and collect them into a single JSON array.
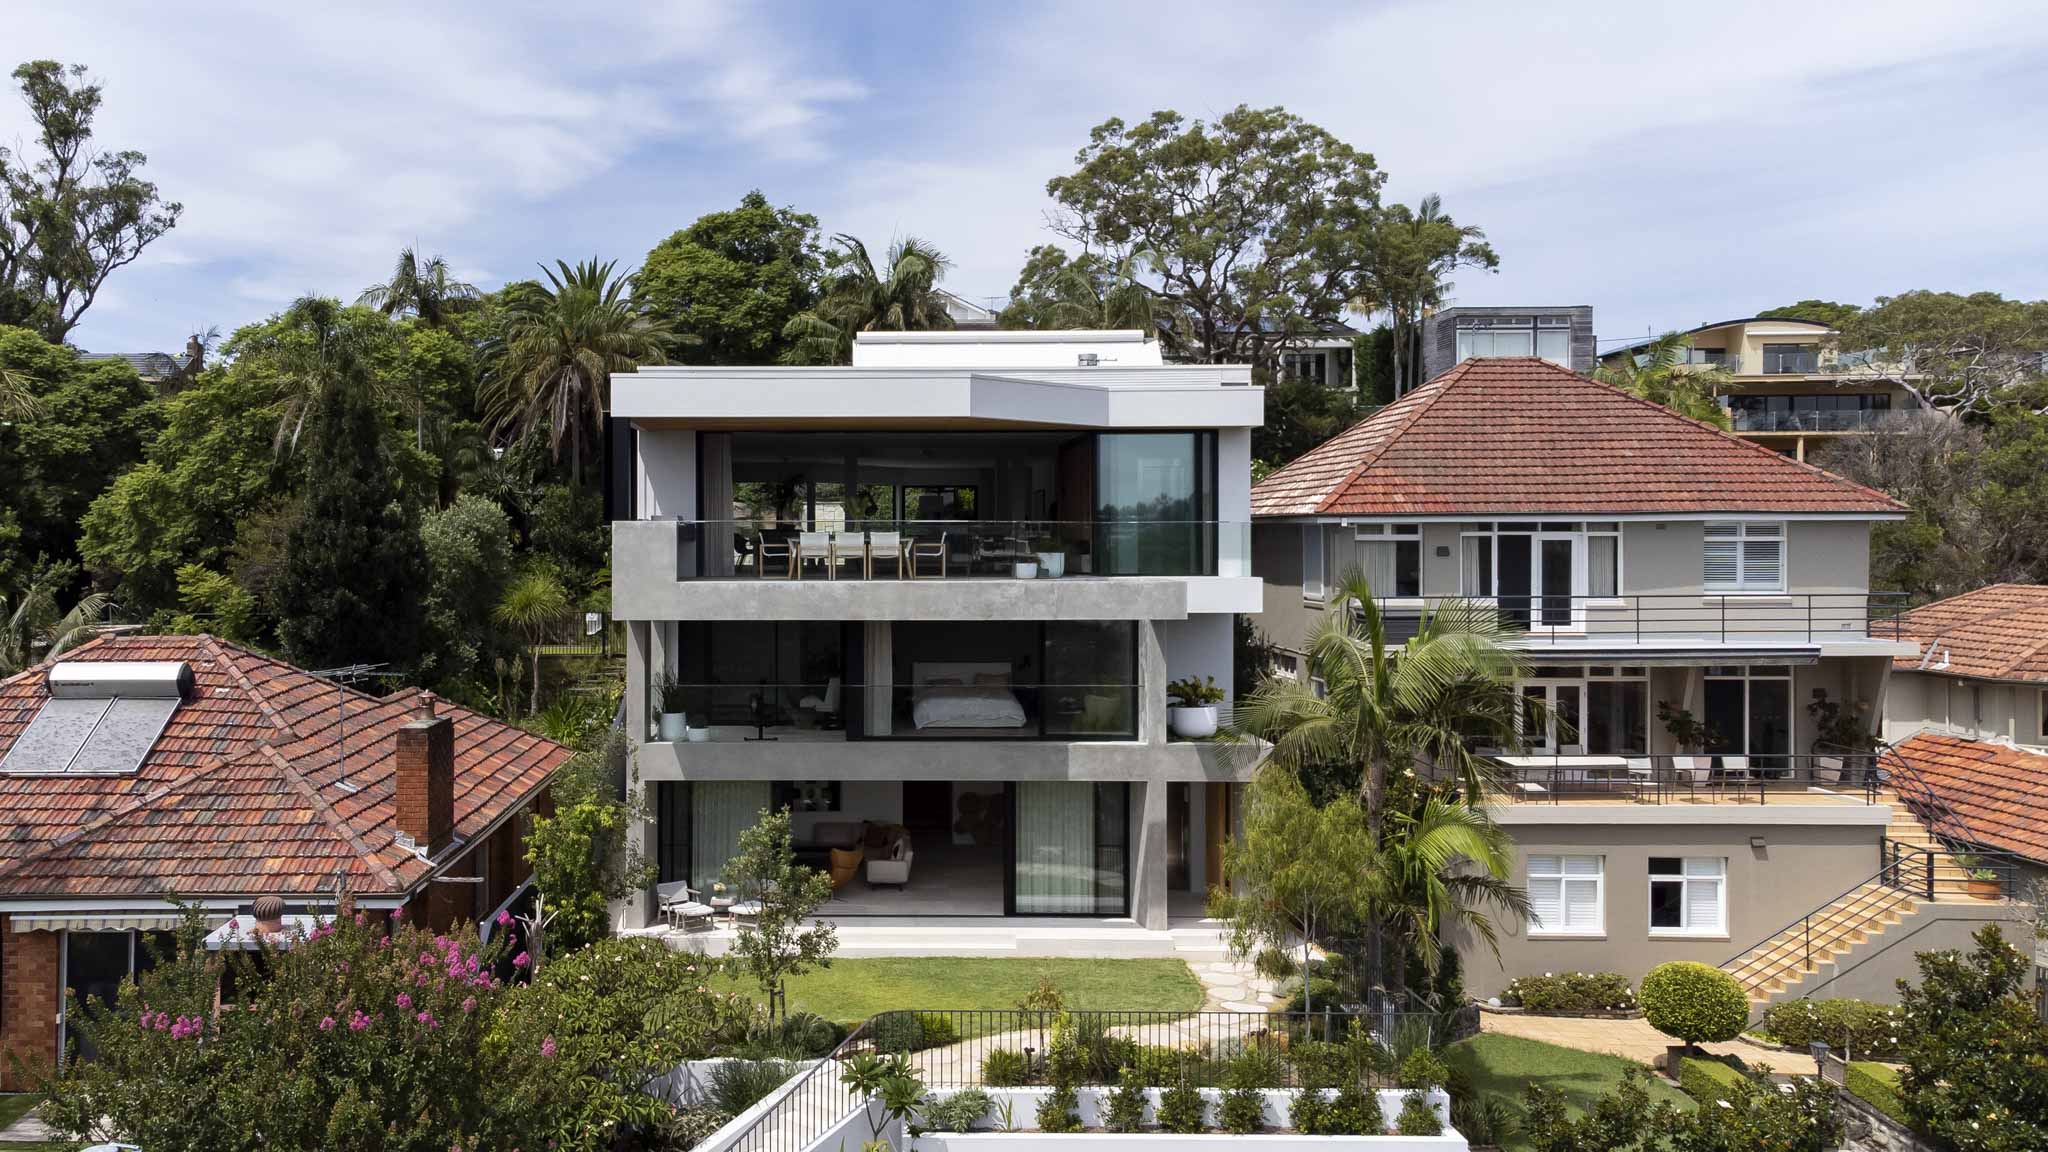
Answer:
[
  {"xmin": 686, "ymin": 726, "xmax": 711, "ymax": 743},
  {"xmin": 1036, "ymin": 552, "xmax": 1066, "ymax": 578},
  {"xmin": 658, "ymin": 712, "xmax": 689, "ymax": 742},
  {"xmin": 1169, "ymin": 704, "xmax": 1219, "ymax": 739},
  {"xmin": 1014, "ymin": 561, "xmax": 1039, "ymax": 579}
]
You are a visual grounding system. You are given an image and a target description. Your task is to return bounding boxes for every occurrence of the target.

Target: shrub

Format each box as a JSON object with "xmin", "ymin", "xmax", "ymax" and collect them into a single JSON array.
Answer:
[
  {"xmin": 1328, "ymin": 1079, "xmax": 1385, "ymax": 1135},
  {"xmin": 658, "ymin": 1104, "xmax": 733, "ymax": 1149},
  {"xmin": 1399, "ymin": 1048, "xmax": 1449, "ymax": 1091},
  {"xmin": 1894, "ymin": 925, "xmax": 2048, "ymax": 1152},
  {"xmin": 1037, "ymin": 1023, "xmax": 1083, "ymax": 1133},
  {"xmin": 1157, "ymin": 1075, "xmax": 1208, "ymax": 1134},
  {"xmin": 919, "ymin": 1088, "xmax": 992, "ymax": 1133},
  {"xmin": 1396, "ymin": 1091, "xmax": 1443, "ymax": 1136},
  {"xmin": 1283, "ymin": 976, "xmax": 1346, "ymax": 1016},
  {"xmin": 1449, "ymin": 1092, "xmax": 1518, "ymax": 1148},
  {"xmin": 870, "ymin": 1012, "xmax": 924, "ymax": 1054},
  {"xmin": 1640, "ymin": 961, "xmax": 1748, "ymax": 1047},
  {"xmin": 1675, "ymin": 1055, "xmax": 1747, "ymax": 1109},
  {"xmin": 1501, "ymin": 971, "xmax": 1638, "ymax": 1014},
  {"xmin": 915, "ymin": 1013, "xmax": 960, "ymax": 1049},
  {"xmin": 1845, "ymin": 1061, "xmax": 1909, "ymax": 1129},
  {"xmin": 1129, "ymin": 1044, "xmax": 1188, "ymax": 1087},
  {"xmin": 1219, "ymin": 1053, "xmax": 1270, "ymax": 1134},
  {"xmin": 1104, "ymin": 1064, "xmax": 1149, "ymax": 1132},
  {"xmin": 1758, "ymin": 998, "xmax": 1902, "ymax": 1060},
  {"xmin": 709, "ymin": 1059, "xmax": 796, "ymax": 1115},
  {"xmin": 981, "ymin": 1047, "xmax": 1031, "ymax": 1086},
  {"xmin": 1289, "ymin": 1088, "xmax": 1334, "ymax": 1135},
  {"xmin": 1072, "ymin": 1013, "xmax": 1139, "ymax": 1081},
  {"xmin": 1017, "ymin": 974, "xmax": 1066, "ymax": 1014}
]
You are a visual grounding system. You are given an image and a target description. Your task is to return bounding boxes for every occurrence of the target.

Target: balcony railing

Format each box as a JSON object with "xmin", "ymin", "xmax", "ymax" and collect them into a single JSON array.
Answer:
[
  {"xmin": 627, "ymin": 518, "xmax": 1251, "ymax": 581},
  {"xmin": 1497, "ymin": 753, "xmax": 1884, "ymax": 805},
  {"xmin": 645, "ymin": 681, "xmax": 1139, "ymax": 742},
  {"xmin": 1727, "ymin": 407, "xmax": 1891, "ymax": 433},
  {"xmin": 1364, "ymin": 592, "xmax": 1911, "ymax": 644}
]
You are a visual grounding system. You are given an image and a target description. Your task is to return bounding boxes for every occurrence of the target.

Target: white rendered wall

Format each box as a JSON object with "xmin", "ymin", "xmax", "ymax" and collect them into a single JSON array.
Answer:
[{"xmin": 852, "ymin": 330, "xmax": 1165, "ymax": 368}]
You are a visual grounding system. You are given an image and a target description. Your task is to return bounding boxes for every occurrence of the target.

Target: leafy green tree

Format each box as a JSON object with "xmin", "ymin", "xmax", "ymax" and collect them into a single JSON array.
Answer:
[
  {"xmin": 1593, "ymin": 331, "xmax": 1733, "ymax": 429},
  {"xmin": 355, "ymin": 247, "xmax": 479, "ymax": 328},
  {"xmin": 1361, "ymin": 194, "xmax": 1497, "ymax": 396},
  {"xmin": 524, "ymin": 732, "xmax": 653, "ymax": 955},
  {"xmin": 1255, "ymin": 367, "xmax": 1368, "ymax": 471},
  {"xmin": 0, "ymin": 324, "xmax": 159, "ymax": 599},
  {"xmin": 1894, "ymin": 925, "xmax": 2047, "ymax": 1151},
  {"xmin": 721, "ymin": 807, "xmax": 837, "ymax": 1021},
  {"xmin": 1354, "ymin": 323, "xmax": 1405, "ymax": 407},
  {"xmin": 270, "ymin": 298, "xmax": 429, "ymax": 670},
  {"xmin": 419, "ymin": 494, "xmax": 515, "ymax": 690},
  {"xmin": 1832, "ymin": 290, "xmax": 2048, "ymax": 413},
  {"xmin": 493, "ymin": 565, "xmax": 571, "ymax": 718},
  {"xmin": 1757, "ymin": 299, "xmax": 1860, "ymax": 328},
  {"xmin": 1520, "ymin": 1066, "xmax": 1839, "ymax": 1152},
  {"xmin": 481, "ymin": 259, "xmax": 674, "ymax": 485},
  {"xmin": 782, "ymin": 235, "xmax": 953, "ymax": 365},
  {"xmin": 0, "ymin": 564, "xmax": 107, "ymax": 675},
  {"xmin": 164, "ymin": 564, "xmax": 256, "ymax": 643},
  {"xmin": 1045, "ymin": 105, "xmax": 1383, "ymax": 366},
  {"xmin": 1209, "ymin": 768, "xmax": 1374, "ymax": 1013},
  {"xmin": 1371, "ymin": 798, "xmax": 1527, "ymax": 1005},
  {"xmin": 997, "ymin": 244, "xmax": 1154, "ymax": 331},
  {"xmin": 636, "ymin": 191, "xmax": 824, "ymax": 364},
  {"xmin": 0, "ymin": 61, "xmax": 182, "ymax": 340}
]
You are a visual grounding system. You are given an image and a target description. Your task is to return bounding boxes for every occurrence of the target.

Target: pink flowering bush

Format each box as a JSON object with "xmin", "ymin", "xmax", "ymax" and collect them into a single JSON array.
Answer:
[{"xmin": 36, "ymin": 906, "xmax": 512, "ymax": 1152}]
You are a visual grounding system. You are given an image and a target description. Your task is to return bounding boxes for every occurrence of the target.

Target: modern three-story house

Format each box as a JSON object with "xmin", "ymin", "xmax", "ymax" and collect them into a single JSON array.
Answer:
[
  {"xmin": 1247, "ymin": 357, "xmax": 2020, "ymax": 1006},
  {"xmin": 607, "ymin": 330, "xmax": 1261, "ymax": 935}
]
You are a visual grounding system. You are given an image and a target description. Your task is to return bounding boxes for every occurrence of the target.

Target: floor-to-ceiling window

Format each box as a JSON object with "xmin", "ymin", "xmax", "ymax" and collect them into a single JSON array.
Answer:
[
  {"xmin": 1462, "ymin": 522, "xmax": 1621, "ymax": 628},
  {"xmin": 671, "ymin": 621, "xmax": 847, "ymax": 731},
  {"xmin": 887, "ymin": 621, "xmax": 1136, "ymax": 740},
  {"xmin": 1009, "ymin": 782, "xmax": 1129, "ymax": 915},
  {"xmin": 1703, "ymin": 665, "xmax": 1793, "ymax": 770},
  {"xmin": 1096, "ymin": 432, "xmax": 1215, "ymax": 575}
]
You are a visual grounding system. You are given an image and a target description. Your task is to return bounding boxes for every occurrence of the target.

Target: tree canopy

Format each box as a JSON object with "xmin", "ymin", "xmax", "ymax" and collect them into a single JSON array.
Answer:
[
  {"xmin": 1757, "ymin": 298, "xmax": 1861, "ymax": 328},
  {"xmin": 636, "ymin": 191, "xmax": 824, "ymax": 365},
  {"xmin": 0, "ymin": 61, "xmax": 181, "ymax": 340},
  {"xmin": 996, "ymin": 244, "xmax": 1155, "ymax": 332},
  {"xmin": 781, "ymin": 234, "xmax": 953, "ymax": 364},
  {"xmin": 1831, "ymin": 290, "xmax": 2048, "ymax": 413},
  {"xmin": 1592, "ymin": 331, "xmax": 1733, "ymax": 429}
]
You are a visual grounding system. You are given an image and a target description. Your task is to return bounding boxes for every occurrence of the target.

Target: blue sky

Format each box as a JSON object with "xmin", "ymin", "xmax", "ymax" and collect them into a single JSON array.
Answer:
[{"xmin": 10, "ymin": 0, "xmax": 2048, "ymax": 355}]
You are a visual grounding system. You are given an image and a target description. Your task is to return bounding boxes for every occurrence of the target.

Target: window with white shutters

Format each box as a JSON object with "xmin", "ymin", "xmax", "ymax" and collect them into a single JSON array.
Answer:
[
  {"xmin": 1703, "ymin": 522, "xmax": 1784, "ymax": 592},
  {"xmin": 1648, "ymin": 857, "xmax": 1726, "ymax": 934},
  {"xmin": 1527, "ymin": 854, "xmax": 1603, "ymax": 935}
]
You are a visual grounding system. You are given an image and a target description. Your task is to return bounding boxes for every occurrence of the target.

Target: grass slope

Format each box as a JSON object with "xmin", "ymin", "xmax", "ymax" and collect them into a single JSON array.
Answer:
[
  {"xmin": 711, "ymin": 956, "xmax": 1205, "ymax": 1026},
  {"xmin": 1445, "ymin": 1034, "xmax": 1692, "ymax": 1152}
]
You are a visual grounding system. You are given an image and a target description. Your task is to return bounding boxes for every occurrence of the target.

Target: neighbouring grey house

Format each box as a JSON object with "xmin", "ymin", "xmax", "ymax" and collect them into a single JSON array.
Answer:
[
  {"xmin": 1420, "ymin": 305, "xmax": 1595, "ymax": 386},
  {"xmin": 1246, "ymin": 356, "xmax": 2025, "ymax": 1007},
  {"xmin": 607, "ymin": 329, "xmax": 1261, "ymax": 936},
  {"xmin": 78, "ymin": 335, "xmax": 204, "ymax": 392}
]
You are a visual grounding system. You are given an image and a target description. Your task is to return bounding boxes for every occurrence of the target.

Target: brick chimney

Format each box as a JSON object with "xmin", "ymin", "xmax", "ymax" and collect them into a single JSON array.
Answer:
[{"xmin": 395, "ymin": 706, "xmax": 454, "ymax": 857}]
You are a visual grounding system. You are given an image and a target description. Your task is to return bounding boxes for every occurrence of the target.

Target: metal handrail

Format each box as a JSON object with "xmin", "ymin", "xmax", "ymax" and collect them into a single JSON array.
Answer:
[
  {"xmin": 1876, "ymin": 743, "xmax": 1978, "ymax": 857},
  {"xmin": 1719, "ymin": 844, "xmax": 1929, "ymax": 987},
  {"xmin": 724, "ymin": 1018, "xmax": 871, "ymax": 1152},
  {"xmin": 1501, "ymin": 754, "xmax": 1881, "ymax": 806},
  {"xmin": 1367, "ymin": 592, "xmax": 1913, "ymax": 644}
]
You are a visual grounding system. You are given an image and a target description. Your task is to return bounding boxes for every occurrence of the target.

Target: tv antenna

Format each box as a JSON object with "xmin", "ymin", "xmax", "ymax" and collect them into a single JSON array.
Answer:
[{"xmin": 310, "ymin": 663, "xmax": 400, "ymax": 794}]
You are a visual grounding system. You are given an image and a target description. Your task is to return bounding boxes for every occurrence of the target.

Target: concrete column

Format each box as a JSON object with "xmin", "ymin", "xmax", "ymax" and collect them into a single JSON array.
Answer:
[
  {"xmin": 625, "ymin": 621, "xmax": 651, "ymax": 745},
  {"xmin": 1138, "ymin": 619, "xmax": 1169, "ymax": 745},
  {"xmin": 1130, "ymin": 780, "xmax": 1169, "ymax": 929}
]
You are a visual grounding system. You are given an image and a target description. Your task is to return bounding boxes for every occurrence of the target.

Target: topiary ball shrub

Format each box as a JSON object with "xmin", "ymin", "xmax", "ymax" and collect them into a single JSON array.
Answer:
[{"xmin": 1641, "ymin": 962, "xmax": 1748, "ymax": 1049}]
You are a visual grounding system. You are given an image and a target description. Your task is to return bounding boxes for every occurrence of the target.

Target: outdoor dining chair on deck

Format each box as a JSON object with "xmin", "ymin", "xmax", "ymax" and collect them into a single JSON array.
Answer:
[
  {"xmin": 867, "ymin": 530, "xmax": 904, "ymax": 578},
  {"xmin": 756, "ymin": 533, "xmax": 794, "ymax": 579},
  {"xmin": 908, "ymin": 532, "xmax": 949, "ymax": 579},
  {"xmin": 830, "ymin": 531, "xmax": 868, "ymax": 578},
  {"xmin": 794, "ymin": 531, "xmax": 831, "ymax": 579}
]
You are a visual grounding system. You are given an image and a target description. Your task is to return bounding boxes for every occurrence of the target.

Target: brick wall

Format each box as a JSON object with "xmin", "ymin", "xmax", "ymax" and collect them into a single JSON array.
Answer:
[{"xmin": 0, "ymin": 919, "xmax": 59, "ymax": 1091}]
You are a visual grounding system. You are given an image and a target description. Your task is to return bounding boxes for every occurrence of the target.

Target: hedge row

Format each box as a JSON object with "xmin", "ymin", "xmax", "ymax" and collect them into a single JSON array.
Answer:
[
  {"xmin": 1845, "ymin": 1061, "xmax": 1911, "ymax": 1130},
  {"xmin": 1500, "ymin": 972, "xmax": 1637, "ymax": 1014},
  {"xmin": 1757, "ymin": 998, "xmax": 1903, "ymax": 1060},
  {"xmin": 1676, "ymin": 1055, "xmax": 1748, "ymax": 1108}
]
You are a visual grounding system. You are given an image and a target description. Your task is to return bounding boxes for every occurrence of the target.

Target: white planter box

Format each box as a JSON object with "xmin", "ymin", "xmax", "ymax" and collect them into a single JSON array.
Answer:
[
  {"xmin": 909, "ymin": 1087, "xmax": 1459, "ymax": 1152},
  {"xmin": 1036, "ymin": 552, "xmax": 1067, "ymax": 578}
]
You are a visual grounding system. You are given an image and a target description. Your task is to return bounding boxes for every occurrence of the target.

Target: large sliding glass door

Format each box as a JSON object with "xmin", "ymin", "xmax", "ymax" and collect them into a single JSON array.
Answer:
[
  {"xmin": 1703, "ymin": 666, "xmax": 1792, "ymax": 771},
  {"xmin": 1095, "ymin": 433, "xmax": 1215, "ymax": 575},
  {"xmin": 1008, "ymin": 782, "xmax": 1129, "ymax": 915}
]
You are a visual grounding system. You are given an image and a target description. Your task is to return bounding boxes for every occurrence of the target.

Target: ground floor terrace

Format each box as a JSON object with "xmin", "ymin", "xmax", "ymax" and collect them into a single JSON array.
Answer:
[{"xmin": 639, "ymin": 777, "xmax": 1241, "ymax": 931}]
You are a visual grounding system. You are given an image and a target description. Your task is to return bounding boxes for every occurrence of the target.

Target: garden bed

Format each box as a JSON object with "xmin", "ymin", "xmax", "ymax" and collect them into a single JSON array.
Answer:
[
  {"xmin": 1477, "ymin": 1005, "xmax": 1642, "ymax": 1020},
  {"xmin": 908, "ymin": 1087, "xmax": 1462, "ymax": 1151}
]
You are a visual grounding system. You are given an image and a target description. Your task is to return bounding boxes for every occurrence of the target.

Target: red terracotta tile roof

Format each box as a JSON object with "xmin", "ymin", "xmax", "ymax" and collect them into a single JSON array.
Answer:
[
  {"xmin": 1887, "ymin": 584, "xmax": 2048, "ymax": 682},
  {"xmin": 1250, "ymin": 358, "xmax": 1906, "ymax": 518},
  {"xmin": 0, "ymin": 635, "xmax": 572, "ymax": 900},
  {"xmin": 1892, "ymin": 732, "xmax": 2048, "ymax": 864}
]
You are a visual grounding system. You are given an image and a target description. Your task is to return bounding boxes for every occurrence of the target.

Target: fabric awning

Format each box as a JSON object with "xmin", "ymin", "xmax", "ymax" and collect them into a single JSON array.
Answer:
[{"xmin": 10, "ymin": 913, "xmax": 198, "ymax": 933}]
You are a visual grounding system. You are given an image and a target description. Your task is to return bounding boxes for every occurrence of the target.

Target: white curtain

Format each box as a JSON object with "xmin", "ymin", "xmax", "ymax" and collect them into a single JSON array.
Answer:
[
  {"xmin": 1013, "ymin": 782, "xmax": 1095, "ymax": 914},
  {"xmin": 691, "ymin": 781, "xmax": 770, "ymax": 890},
  {"xmin": 1359, "ymin": 540, "xmax": 1397, "ymax": 598},
  {"xmin": 701, "ymin": 433, "xmax": 735, "ymax": 576}
]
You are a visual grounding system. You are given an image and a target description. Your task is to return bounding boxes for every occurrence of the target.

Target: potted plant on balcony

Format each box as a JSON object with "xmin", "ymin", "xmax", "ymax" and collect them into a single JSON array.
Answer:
[
  {"xmin": 1167, "ymin": 675, "xmax": 1225, "ymax": 739},
  {"xmin": 1033, "ymin": 535, "xmax": 1065, "ymax": 578},
  {"xmin": 1952, "ymin": 854, "xmax": 2004, "ymax": 900},
  {"xmin": 655, "ymin": 675, "xmax": 689, "ymax": 743}
]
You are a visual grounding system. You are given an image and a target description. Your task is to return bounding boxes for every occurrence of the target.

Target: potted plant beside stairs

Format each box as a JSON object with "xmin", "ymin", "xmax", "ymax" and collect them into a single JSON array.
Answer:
[
  {"xmin": 1167, "ymin": 675, "xmax": 1225, "ymax": 739},
  {"xmin": 1952, "ymin": 855, "xmax": 2004, "ymax": 900}
]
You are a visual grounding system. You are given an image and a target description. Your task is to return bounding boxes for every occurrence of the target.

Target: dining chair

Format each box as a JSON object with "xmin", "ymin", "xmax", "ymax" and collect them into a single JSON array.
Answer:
[
  {"xmin": 795, "ymin": 531, "xmax": 831, "ymax": 579},
  {"xmin": 1624, "ymin": 756, "xmax": 1657, "ymax": 802},
  {"xmin": 1719, "ymin": 754, "xmax": 1754, "ymax": 801},
  {"xmin": 756, "ymin": 533, "xmax": 794, "ymax": 579},
  {"xmin": 1672, "ymin": 755, "xmax": 1715, "ymax": 802},
  {"xmin": 909, "ymin": 532, "xmax": 949, "ymax": 579},
  {"xmin": 867, "ymin": 531, "xmax": 904, "ymax": 579},
  {"xmin": 830, "ymin": 531, "xmax": 868, "ymax": 579}
]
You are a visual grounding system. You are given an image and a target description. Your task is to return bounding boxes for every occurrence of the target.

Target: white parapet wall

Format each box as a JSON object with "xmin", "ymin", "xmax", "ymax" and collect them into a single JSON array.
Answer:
[{"xmin": 907, "ymin": 1086, "xmax": 1462, "ymax": 1151}]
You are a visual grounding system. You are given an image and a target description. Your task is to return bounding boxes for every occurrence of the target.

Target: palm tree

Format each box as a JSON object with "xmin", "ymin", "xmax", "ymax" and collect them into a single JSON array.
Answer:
[
  {"xmin": 1229, "ymin": 572, "xmax": 1532, "ymax": 1007},
  {"xmin": 480, "ymin": 259, "xmax": 674, "ymax": 486},
  {"xmin": 781, "ymin": 235, "xmax": 953, "ymax": 364},
  {"xmin": 238, "ymin": 296, "xmax": 387, "ymax": 455},
  {"xmin": 356, "ymin": 247, "xmax": 480, "ymax": 328},
  {"xmin": 1594, "ymin": 331, "xmax": 1733, "ymax": 428},
  {"xmin": 1047, "ymin": 250, "xmax": 1158, "ymax": 331},
  {"xmin": 0, "ymin": 362, "xmax": 41, "ymax": 422},
  {"xmin": 1, "ymin": 577, "xmax": 110, "ymax": 676},
  {"xmin": 1371, "ymin": 797, "xmax": 1529, "ymax": 1009},
  {"xmin": 493, "ymin": 568, "xmax": 572, "ymax": 718},
  {"xmin": 1362, "ymin": 195, "xmax": 1498, "ymax": 397}
]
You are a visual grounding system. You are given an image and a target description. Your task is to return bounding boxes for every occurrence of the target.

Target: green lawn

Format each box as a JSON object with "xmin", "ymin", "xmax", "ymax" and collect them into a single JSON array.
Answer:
[
  {"xmin": 0, "ymin": 1092, "xmax": 69, "ymax": 1149},
  {"xmin": 1444, "ymin": 1034, "xmax": 1692, "ymax": 1152},
  {"xmin": 710, "ymin": 957, "xmax": 1205, "ymax": 1027}
]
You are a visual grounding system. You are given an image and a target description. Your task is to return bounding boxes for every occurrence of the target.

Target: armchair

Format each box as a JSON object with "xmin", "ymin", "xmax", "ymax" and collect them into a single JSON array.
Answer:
[{"xmin": 865, "ymin": 834, "xmax": 914, "ymax": 888}]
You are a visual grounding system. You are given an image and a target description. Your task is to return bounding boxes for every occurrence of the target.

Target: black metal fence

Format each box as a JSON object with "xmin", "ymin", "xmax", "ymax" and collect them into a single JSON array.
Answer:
[{"xmin": 1504, "ymin": 753, "xmax": 1884, "ymax": 805}]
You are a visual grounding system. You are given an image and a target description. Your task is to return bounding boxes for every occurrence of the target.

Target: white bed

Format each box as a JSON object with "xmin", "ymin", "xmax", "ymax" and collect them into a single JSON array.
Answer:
[{"xmin": 910, "ymin": 661, "xmax": 1027, "ymax": 730}]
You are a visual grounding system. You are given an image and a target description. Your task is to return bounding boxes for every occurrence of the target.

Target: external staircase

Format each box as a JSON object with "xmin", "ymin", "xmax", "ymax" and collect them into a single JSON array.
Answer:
[{"xmin": 1718, "ymin": 749, "xmax": 2025, "ymax": 1006}]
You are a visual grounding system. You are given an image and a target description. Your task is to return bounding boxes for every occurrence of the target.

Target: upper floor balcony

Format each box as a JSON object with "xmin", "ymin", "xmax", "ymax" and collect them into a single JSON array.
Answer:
[{"xmin": 1361, "ymin": 591, "xmax": 1914, "ymax": 654}]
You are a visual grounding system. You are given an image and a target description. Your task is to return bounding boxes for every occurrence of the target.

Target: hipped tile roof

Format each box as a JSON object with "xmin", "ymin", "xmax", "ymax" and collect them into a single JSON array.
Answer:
[
  {"xmin": 1250, "ymin": 358, "xmax": 1905, "ymax": 518},
  {"xmin": 1892, "ymin": 731, "xmax": 2048, "ymax": 864},
  {"xmin": 0, "ymin": 635, "xmax": 571, "ymax": 901},
  {"xmin": 1888, "ymin": 584, "xmax": 2048, "ymax": 682}
]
